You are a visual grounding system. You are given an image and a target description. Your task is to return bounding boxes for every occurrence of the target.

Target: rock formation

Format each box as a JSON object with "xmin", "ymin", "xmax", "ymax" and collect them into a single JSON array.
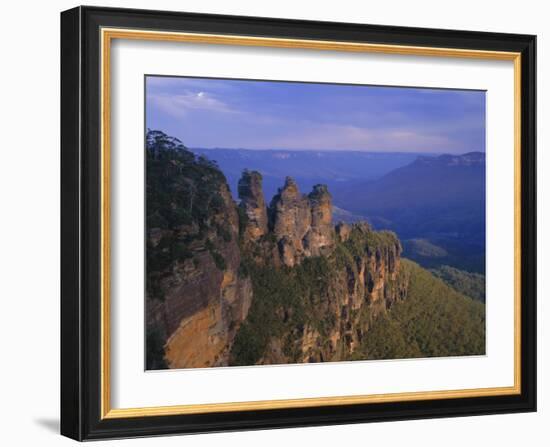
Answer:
[
  {"xmin": 146, "ymin": 164, "xmax": 408, "ymax": 369},
  {"xmin": 248, "ymin": 224, "xmax": 408, "ymax": 365},
  {"xmin": 335, "ymin": 222, "xmax": 352, "ymax": 242},
  {"xmin": 304, "ymin": 184, "xmax": 334, "ymax": 257},
  {"xmin": 238, "ymin": 170, "xmax": 268, "ymax": 242},
  {"xmin": 145, "ymin": 130, "xmax": 487, "ymax": 371},
  {"xmin": 269, "ymin": 177, "xmax": 311, "ymax": 267},
  {"xmin": 145, "ymin": 131, "xmax": 411, "ymax": 370},
  {"xmin": 269, "ymin": 177, "xmax": 335, "ymax": 267}
]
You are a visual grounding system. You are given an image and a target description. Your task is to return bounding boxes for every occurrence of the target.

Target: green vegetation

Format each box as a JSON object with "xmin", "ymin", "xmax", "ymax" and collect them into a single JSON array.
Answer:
[
  {"xmin": 335, "ymin": 226, "xmax": 399, "ymax": 267},
  {"xmin": 231, "ymin": 228, "xmax": 402, "ymax": 366},
  {"xmin": 146, "ymin": 129, "xmax": 232, "ymax": 300},
  {"xmin": 232, "ymin": 241, "xmax": 485, "ymax": 365},
  {"xmin": 145, "ymin": 129, "xmax": 486, "ymax": 366},
  {"xmin": 230, "ymin": 256, "xmax": 335, "ymax": 366},
  {"xmin": 402, "ymin": 237, "xmax": 485, "ymax": 274},
  {"xmin": 237, "ymin": 206, "xmax": 249, "ymax": 239},
  {"xmin": 430, "ymin": 265, "xmax": 485, "ymax": 302},
  {"xmin": 145, "ymin": 325, "xmax": 168, "ymax": 370},
  {"xmin": 403, "ymin": 238, "xmax": 448, "ymax": 258},
  {"xmin": 357, "ymin": 260, "xmax": 485, "ymax": 360},
  {"xmin": 210, "ymin": 250, "xmax": 227, "ymax": 271},
  {"xmin": 204, "ymin": 239, "xmax": 227, "ymax": 271},
  {"xmin": 146, "ymin": 130, "xmax": 226, "ymax": 230}
]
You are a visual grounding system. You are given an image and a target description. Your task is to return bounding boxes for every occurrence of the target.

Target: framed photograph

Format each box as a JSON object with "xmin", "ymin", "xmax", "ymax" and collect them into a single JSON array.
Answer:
[{"xmin": 60, "ymin": 6, "xmax": 536, "ymax": 441}]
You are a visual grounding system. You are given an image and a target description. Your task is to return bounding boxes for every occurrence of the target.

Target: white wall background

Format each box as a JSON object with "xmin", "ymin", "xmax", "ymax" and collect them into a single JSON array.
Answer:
[{"xmin": 0, "ymin": 0, "xmax": 546, "ymax": 445}]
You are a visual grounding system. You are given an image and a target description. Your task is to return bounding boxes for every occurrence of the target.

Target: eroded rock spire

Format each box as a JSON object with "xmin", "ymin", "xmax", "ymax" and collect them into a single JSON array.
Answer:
[{"xmin": 238, "ymin": 170, "xmax": 268, "ymax": 242}]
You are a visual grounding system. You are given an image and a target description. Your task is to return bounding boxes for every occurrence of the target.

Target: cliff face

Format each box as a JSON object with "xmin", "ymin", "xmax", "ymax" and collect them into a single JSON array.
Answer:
[
  {"xmin": 147, "ymin": 180, "xmax": 253, "ymax": 369},
  {"xmin": 145, "ymin": 131, "xmax": 409, "ymax": 369},
  {"xmin": 231, "ymin": 222, "xmax": 408, "ymax": 366},
  {"xmin": 145, "ymin": 134, "xmax": 253, "ymax": 369},
  {"xmin": 322, "ymin": 225, "xmax": 407, "ymax": 360},
  {"xmin": 160, "ymin": 183, "xmax": 253, "ymax": 369}
]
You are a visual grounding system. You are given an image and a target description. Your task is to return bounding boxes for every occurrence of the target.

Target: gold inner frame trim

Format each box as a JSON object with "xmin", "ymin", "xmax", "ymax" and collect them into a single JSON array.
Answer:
[{"xmin": 100, "ymin": 27, "xmax": 522, "ymax": 419}]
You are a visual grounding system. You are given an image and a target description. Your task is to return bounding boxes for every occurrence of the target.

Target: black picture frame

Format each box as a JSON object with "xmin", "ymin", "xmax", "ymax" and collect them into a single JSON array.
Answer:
[{"xmin": 61, "ymin": 5, "xmax": 536, "ymax": 441}]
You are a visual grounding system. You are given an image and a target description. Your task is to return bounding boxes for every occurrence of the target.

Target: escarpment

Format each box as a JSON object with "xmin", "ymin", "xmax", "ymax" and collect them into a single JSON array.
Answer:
[
  {"xmin": 159, "ymin": 182, "xmax": 253, "ymax": 369},
  {"xmin": 230, "ymin": 220, "xmax": 408, "ymax": 366},
  {"xmin": 235, "ymin": 177, "xmax": 408, "ymax": 365},
  {"xmin": 145, "ymin": 133, "xmax": 253, "ymax": 369},
  {"xmin": 145, "ymin": 131, "xmax": 411, "ymax": 369}
]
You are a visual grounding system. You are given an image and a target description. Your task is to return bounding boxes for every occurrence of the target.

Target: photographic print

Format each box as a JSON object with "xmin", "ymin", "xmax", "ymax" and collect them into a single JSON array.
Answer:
[
  {"xmin": 61, "ymin": 9, "xmax": 536, "ymax": 439},
  {"xmin": 145, "ymin": 76, "xmax": 486, "ymax": 370}
]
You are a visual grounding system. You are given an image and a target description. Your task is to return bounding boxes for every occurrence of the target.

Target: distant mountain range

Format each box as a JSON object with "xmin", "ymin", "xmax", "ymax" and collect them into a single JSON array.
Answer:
[
  {"xmin": 191, "ymin": 148, "xmax": 422, "ymax": 200},
  {"xmin": 191, "ymin": 148, "xmax": 486, "ymax": 273},
  {"xmin": 331, "ymin": 152, "xmax": 486, "ymax": 273},
  {"xmin": 332, "ymin": 152, "xmax": 485, "ymax": 234}
]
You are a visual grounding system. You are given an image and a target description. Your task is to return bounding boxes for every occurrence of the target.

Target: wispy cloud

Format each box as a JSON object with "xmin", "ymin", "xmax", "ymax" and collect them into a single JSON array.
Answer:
[
  {"xmin": 145, "ymin": 76, "xmax": 485, "ymax": 154},
  {"xmin": 148, "ymin": 91, "xmax": 237, "ymax": 117},
  {"xmin": 146, "ymin": 76, "xmax": 238, "ymax": 94},
  {"xmin": 264, "ymin": 122, "xmax": 456, "ymax": 152}
]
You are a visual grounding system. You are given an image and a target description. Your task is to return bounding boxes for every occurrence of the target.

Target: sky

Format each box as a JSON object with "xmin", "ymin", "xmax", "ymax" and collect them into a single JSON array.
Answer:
[{"xmin": 145, "ymin": 76, "xmax": 486, "ymax": 154}]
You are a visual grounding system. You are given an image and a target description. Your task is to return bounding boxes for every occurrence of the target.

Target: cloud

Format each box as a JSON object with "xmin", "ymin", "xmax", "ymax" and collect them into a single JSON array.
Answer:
[
  {"xmin": 146, "ymin": 76, "xmax": 238, "ymax": 94},
  {"xmin": 382, "ymin": 129, "xmax": 458, "ymax": 152},
  {"xmin": 145, "ymin": 77, "xmax": 485, "ymax": 153},
  {"xmin": 264, "ymin": 122, "xmax": 456, "ymax": 152},
  {"xmin": 148, "ymin": 91, "xmax": 237, "ymax": 117},
  {"xmin": 258, "ymin": 123, "xmax": 369, "ymax": 150}
]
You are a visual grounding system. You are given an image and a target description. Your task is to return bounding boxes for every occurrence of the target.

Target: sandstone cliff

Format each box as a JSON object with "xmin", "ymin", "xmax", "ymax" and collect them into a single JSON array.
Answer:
[
  {"xmin": 146, "ymin": 130, "xmax": 410, "ymax": 369},
  {"xmin": 146, "ymin": 180, "xmax": 253, "ymax": 368},
  {"xmin": 145, "ymin": 133, "xmax": 253, "ymax": 369},
  {"xmin": 230, "ymin": 221, "xmax": 408, "ymax": 365}
]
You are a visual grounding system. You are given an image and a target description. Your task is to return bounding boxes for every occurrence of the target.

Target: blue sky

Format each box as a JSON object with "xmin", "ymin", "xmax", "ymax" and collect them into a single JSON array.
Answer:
[{"xmin": 146, "ymin": 76, "xmax": 485, "ymax": 153}]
